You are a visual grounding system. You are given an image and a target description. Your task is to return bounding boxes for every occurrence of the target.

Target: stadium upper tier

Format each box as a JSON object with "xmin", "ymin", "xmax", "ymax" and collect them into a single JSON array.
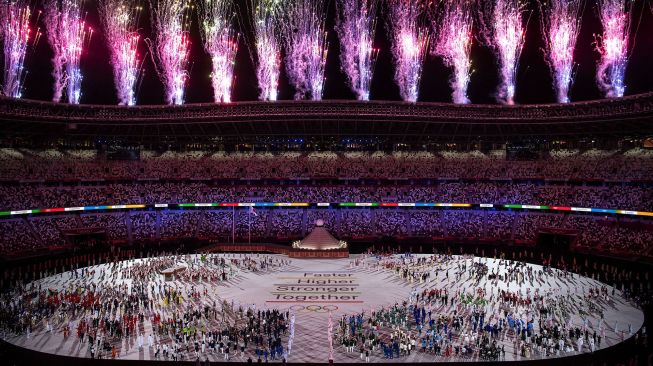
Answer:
[
  {"xmin": 2, "ymin": 148, "xmax": 652, "ymax": 182},
  {"xmin": 1, "ymin": 94, "xmax": 653, "ymax": 143}
]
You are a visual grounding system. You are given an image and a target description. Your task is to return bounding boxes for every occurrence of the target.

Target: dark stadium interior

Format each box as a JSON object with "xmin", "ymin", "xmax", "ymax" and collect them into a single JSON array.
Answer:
[{"xmin": 2, "ymin": 0, "xmax": 653, "ymax": 366}]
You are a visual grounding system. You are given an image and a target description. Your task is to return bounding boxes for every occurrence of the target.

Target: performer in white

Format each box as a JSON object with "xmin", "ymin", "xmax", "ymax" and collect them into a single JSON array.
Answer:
[
  {"xmin": 328, "ymin": 311, "xmax": 334, "ymax": 361},
  {"xmin": 286, "ymin": 313, "xmax": 296, "ymax": 360}
]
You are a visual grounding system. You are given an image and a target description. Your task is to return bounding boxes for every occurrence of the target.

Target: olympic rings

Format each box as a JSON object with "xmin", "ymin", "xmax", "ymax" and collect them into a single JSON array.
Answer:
[{"xmin": 286, "ymin": 304, "xmax": 339, "ymax": 312}]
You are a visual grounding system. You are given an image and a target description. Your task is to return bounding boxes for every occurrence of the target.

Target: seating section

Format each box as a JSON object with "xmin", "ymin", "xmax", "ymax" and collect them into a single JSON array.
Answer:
[{"xmin": 0, "ymin": 148, "xmax": 651, "ymax": 257}]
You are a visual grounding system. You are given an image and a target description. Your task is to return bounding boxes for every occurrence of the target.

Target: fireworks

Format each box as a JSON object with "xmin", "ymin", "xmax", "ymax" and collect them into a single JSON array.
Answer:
[
  {"xmin": 280, "ymin": 0, "xmax": 329, "ymax": 100},
  {"xmin": 99, "ymin": 0, "xmax": 144, "ymax": 106},
  {"xmin": 1, "ymin": 0, "xmax": 39, "ymax": 98},
  {"xmin": 335, "ymin": 0, "xmax": 379, "ymax": 101},
  {"xmin": 431, "ymin": 0, "xmax": 474, "ymax": 104},
  {"xmin": 477, "ymin": 0, "xmax": 528, "ymax": 105},
  {"xmin": 596, "ymin": 0, "xmax": 632, "ymax": 98},
  {"xmin": 43, "ymin": 0, "xmax": 93, "ymax": 104},
  {"xmin": 387, "ymin": 0, "xmax": 429, "ymax": 103},
  {"xmin": 540, "ymin": 0, "xmax": 584, "ymax": 104},
  {"xmin": 198, "ymin": 0, "xmax": 238, "ymax": 103},
  {"xmin": 146, "ymin": 0, "xmax": 192, "ymax": 105},
  {"xmin": 243, "ymin": 0, "xmax": 281, "ymax": 101}
]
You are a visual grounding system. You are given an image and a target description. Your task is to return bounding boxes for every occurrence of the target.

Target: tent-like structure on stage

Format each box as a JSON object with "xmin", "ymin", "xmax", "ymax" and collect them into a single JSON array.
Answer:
[{"xmin": 292, "ymin": 220, "xmax": 348, "ymax": 252}]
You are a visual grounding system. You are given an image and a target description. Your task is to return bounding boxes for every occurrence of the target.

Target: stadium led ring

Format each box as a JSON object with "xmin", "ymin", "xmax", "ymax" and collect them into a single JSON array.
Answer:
[
  {"xmin": 2, "ymin": 202, "xmax": 652, "ymax": 218},
  {"xmin": 322, "ymin": 305, "xmax": 338, "ymax": 311},
  {"xmin": 289, "ymin": 305, "xmax": 305, "ymax": 311}
]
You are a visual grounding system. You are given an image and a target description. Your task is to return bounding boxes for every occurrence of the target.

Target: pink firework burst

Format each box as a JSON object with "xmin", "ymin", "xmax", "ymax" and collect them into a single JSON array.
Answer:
[
  {"xmin": 431, "ymin": 0, "xmax": 474, "ymax": 104},
  {"xmin": 198, "ymin": 0, "xmax": 239, "ymax": 104},
  {"xmin": 43, "ymin": 0, "xmax": 93, "ymax": 104},
  {"xmin": 595, "ymin": 0, "xmax": 633, "ymax": 98},
  {"xmin": 477, "ymin": 0, "xmax": 529, "ymax": 105},
  {"xmin": 146, "ymin": 0, "xmax": 192, "ymax": 105},
  {"xmin": 99, "ymin": 0, "xmax": 144, "ymax": 106},
  {"xmin": 335, "ymin": 0, "xmax": 380, "ymax": 101},
  {"xmin": 280, "ymin": 0, "xmax": 329, "ymax": 100},
  {"xmin": 1, "ymin": 0, "xmax": 40, "ymax": 98},
  {"xmin": 242, "ymin": 0, "xmax": 282, "ymax": 101},
  {"xmin": 387, "ymin": 0, "xmax": 429, "ymax": 103},
  {"xmin": 539, "ymin": 0, "xmax": 585, "ymax": 104}
]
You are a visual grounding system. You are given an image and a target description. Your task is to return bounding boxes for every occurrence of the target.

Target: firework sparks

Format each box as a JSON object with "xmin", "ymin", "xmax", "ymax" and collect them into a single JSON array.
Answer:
[
  {"xmin": 198, "ymin": 0, "xmax": 238, "ymax": 103},
  {"xmin": 387, "ymin": 0, "xmax": 429, "ymax": 103},
  {"xmin": 1, "ymin": 0, "xmax": 39, "ymax": 98},
  {"xmin": 596, "ymin": 0, "xmax": 632, "ymax": 98},
  {"xmin": 243, "ymin": 0, "xmax": 281, "ymax": 101},
  {"xmin": 99, "ymin": 0, "xmax": 144, "ymax": 106},
  {"xmin": 477, "ymin": 0, "xmax": 528, "ymax": 105},
  {"xmin": 431, "ymin": 0, "xmax": 474, "ymax": 104},
  {"xmin": 43, "ymin": 0, "xmax": 93, "ymax": 104},
  {"xmin": 335, "ymin": 0, "xmax": 379, "ymax": 101},
  {"xmin": 280, "ymin": 0, "xmax": 329, "ymax": 100},
  {"xmin": 540, "ymin": 0, "xmax": 584, "ymax": 104},
  {"xmin": 146, "ymin": 0, "xmax": 192, "ymax": 105}
]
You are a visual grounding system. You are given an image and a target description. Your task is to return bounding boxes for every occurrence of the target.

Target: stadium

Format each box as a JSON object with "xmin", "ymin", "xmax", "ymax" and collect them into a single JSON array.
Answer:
[{"xmin": 1, "ymin": 0, "xmax": 653, "ymax": 366}]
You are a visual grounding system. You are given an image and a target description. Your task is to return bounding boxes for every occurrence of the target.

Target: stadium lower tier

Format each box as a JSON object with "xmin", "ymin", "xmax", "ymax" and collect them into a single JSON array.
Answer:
[
  {"xmin": 2, "ymin": 182, "xmax": 653, "ymax": 213},
  {"xmin": 0, "ymin": 254, "xmax": 645, "ymax": 363},
  {"xmin": 1, "ymin": 208, "xmax": 652, "ymax": 258}
]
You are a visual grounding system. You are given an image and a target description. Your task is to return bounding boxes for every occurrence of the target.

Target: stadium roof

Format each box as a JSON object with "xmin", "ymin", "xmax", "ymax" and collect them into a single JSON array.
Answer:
[{"xmin": 1, "ymin": 93, "xmax": 652, "ymax": 144}]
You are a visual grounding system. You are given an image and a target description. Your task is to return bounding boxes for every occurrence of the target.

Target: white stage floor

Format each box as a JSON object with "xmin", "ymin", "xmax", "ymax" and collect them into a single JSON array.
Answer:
[{"xmin": 2, "ymin": 254, "xmax": 644, "ymax": 363}]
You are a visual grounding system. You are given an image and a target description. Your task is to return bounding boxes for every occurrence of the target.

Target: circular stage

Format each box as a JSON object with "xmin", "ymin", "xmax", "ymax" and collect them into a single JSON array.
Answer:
[{"xmin": 1, "ymin": 254, "xmax": 644, "ymax": 363}]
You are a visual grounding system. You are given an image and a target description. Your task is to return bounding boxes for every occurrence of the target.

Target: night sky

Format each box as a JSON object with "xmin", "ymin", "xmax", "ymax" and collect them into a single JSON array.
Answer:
[{"xmin": 16, "ymin": 0, "xmax": 653, "ymax": 106}]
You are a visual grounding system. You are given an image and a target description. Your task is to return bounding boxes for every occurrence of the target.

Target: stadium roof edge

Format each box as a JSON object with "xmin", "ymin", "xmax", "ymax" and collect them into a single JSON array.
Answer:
[{"xmin": 1, "ymin": 94, "xmax": 652, "ymax": 143}]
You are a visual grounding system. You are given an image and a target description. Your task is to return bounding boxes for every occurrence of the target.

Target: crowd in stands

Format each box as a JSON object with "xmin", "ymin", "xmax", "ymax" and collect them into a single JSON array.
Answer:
[
  {"xmin": 28, "ymin": 216, "xmax": 80, "ymax": 246},
  {"xmin": 484, "ymin": 213, "xmax": 513, "ymax": 240},
  {"xmin": 0, "ymin": 220, "xmax": 40, "ymax": 253},
  {"xmin": 1, "ymin": 148, "xmax": 653, "ymax": 181},
  {"xmin": 514, "ymin": 214, "xmax": 565, "ymax": 242},
  {"xmin": 270, "ymin": 211, "xmax": 303, "ymax": 238},
  {"xmin": 79, "ymin": 214, "xmax": 128, "ymax": 241},
  {"xmin": 0, "ymin": 183, "xmax": 652, "ymax": 212},
  {"xmin": 376, "ymin": 211, "xmax": 409, "ymax": 236},
  {"xmin": 0, "ymin": 148, "xmax": 651, "ymax": 258},
  {"xmin": 197, "ymin": 212, "xmax": 233, "ymax": 238},
  {"xmin": 131, "ymin": 213, "xmax": 157, "ymax": 240},
  {"xmin": 2, "ymin": 209, "xmax": 651, "ymax": 259},
  {"xmin": 160, "ymin": 212, "xmax": 202, "ymax": 239}
]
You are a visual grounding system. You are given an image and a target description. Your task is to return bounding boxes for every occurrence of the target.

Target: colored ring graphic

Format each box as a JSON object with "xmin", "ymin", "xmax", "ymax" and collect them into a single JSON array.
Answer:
[{"xmin": 288, "ymin": 305, "xmax": 341, "ymax": 312}]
